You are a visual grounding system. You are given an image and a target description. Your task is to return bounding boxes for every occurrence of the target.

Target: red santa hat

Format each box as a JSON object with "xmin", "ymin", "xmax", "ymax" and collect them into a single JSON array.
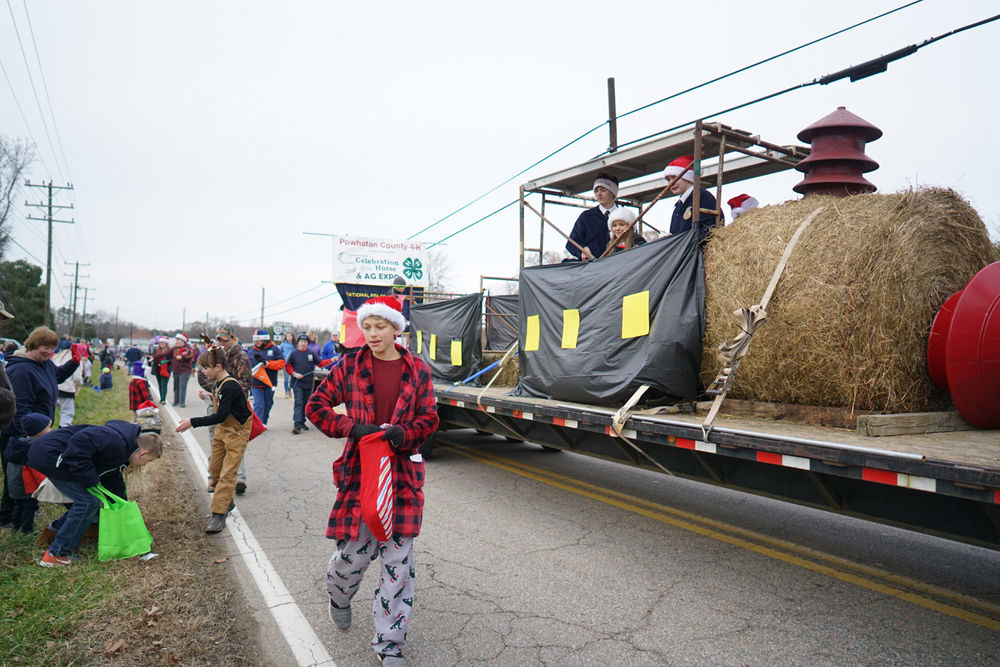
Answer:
[
  {"xmin": 356, "ymin": 295, "xmax": 406, "ymax": 331},
  {"xmin": 663, "ymin": 155, "xmax": 695, "ymax": 183},
  {"xmin": 136, "ymin": 400, "xmax": 159, "ymax": 413},
  {"xmin": 727, "ymin": 194, "xmax": 759, "ymax": 219},
  {"xmin": 175, "ymin": 333, "xmax": 189, "ymax": 344}
]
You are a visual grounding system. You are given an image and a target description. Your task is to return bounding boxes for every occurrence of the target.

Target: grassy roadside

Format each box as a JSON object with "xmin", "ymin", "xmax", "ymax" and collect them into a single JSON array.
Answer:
[{"xmin": 0, "ymin": 369, "xmax": 260, "ymax": 665}]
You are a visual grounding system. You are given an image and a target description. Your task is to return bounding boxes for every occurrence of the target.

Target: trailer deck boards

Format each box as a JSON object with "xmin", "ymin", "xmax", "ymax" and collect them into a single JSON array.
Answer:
[{"xmin": 433, "ymin": 383, "xmax": 1000, "ymax": 549}]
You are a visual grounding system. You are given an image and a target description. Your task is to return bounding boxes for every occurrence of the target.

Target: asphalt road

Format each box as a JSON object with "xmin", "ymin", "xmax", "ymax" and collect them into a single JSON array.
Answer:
[{"xmin": 169, "ymin": 382, "xmax": 1000, "ymax": 666}]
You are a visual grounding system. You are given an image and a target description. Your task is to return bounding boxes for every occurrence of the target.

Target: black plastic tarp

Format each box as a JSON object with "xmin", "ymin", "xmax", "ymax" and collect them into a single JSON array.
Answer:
[
  {"xmin": 514, "ymin": 231, "xmax": 704, "ymax": 405},
  {"xmin": 485, "ymin": 294, "xmax": 519, "ymax": 351},
  {"xmin": 408, "ymin": 293, "xmax": 483, "ymax": 384}
]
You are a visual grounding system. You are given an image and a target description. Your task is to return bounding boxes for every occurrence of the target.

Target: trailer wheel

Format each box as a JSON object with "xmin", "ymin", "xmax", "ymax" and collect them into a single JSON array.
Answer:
[{"xmin": 419, "ymin": 433, "xmax": 436, "ymax": 459}]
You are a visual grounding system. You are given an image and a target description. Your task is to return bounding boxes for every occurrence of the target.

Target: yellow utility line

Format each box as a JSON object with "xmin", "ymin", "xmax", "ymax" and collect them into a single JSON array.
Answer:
[{"xmin": 441, "ymin": 441, "xmax": 1000, "ymax": 632}]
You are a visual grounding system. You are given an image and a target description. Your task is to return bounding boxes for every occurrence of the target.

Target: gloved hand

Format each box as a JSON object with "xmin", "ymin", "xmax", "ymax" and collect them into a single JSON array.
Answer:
[
  {"xmin": 70, "ymin": 343, "xmax": 82, "ymax": 364},
  {"xmin": 382, "ymin": 425, "xmax": 405, "ymax": 448},
  {"xmin": 349, "ymin": 423, "xmax": 381, "ymax": 439}
]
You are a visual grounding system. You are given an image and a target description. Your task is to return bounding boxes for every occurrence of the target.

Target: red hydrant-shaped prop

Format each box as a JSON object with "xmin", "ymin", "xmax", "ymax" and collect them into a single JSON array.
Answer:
[
  {"xmin": 927, "ymin": 261, "xmax": 1000, "ymax": 428},
  {"xmin": 794, "ymin": 106, "xmax": 881, "ymax": 197}
]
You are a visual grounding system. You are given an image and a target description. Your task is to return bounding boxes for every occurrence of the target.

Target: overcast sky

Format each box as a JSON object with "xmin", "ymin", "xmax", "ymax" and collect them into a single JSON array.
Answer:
[{"xmin": 2, "ymin": 1, "xmax": 997, "ymax": 333}]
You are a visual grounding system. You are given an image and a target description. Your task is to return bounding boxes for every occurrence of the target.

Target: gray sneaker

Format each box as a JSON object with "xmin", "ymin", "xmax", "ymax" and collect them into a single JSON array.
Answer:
[
  {"xmin": 328, "ymin": 600, "xmax": 351, "ymax": 630},
  {"xmin": 379, "ymin": 653, "xmax": 405, "ymax": 666},
  {"xmin": 205, "ymin": 513, "xmax": 227, "ymax": 534}
]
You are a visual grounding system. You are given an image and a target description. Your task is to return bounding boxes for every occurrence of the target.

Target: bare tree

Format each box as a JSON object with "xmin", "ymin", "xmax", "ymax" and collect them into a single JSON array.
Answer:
[
  {"xmin": 426, "ymin": 249, "xmax": 453, "ymax": 293},
  {"xmin": 0, "ymin": 136, "xmax": 35, "ymax": 260}
]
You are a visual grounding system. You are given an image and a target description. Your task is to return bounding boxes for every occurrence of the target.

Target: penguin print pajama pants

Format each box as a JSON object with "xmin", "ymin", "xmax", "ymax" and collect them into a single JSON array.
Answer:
[{"xmin": 326, "ymin": 522, "xmax": 415, "ymax": 656}]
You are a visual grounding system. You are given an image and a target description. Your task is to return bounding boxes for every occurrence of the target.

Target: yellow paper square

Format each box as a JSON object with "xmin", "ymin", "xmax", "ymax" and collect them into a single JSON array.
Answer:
[
  {"xmin": 416, "ymin": 330, "xmax": 423, "ymax": 354},
  {"xmin": 622, "ymin": 291, "xmax": 650, "ymax": 338},
  {"xmin": 429, "ymin": 333, "xmax": 437, "ymax": 360},
  {"xmin": 340, "ymin": 324, "xmax": 346, "ymax": 343},
  {"xmin": 561, "ymin": 309, "xmax": 579, "ymax": 349},
  {"xmin": 525, "ymin": 315, "xmax": 540, "ymax": 352},
  {"xmin": 450, "ymin": 339, "xmax": 462, "ymax": 366}
]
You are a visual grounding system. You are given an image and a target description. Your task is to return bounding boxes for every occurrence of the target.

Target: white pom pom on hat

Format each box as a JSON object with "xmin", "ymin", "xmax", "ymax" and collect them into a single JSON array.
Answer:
[
  {"xmin": 356, "ymin": 295, "xmax": 406, "ymax": 331},
  {"xmin": 608, "ymin": 208, "xmax": 637, "ymax": 226},
  {"xmin": 663, "ymin": 155, "xmax": 695, "ymax": 183}
]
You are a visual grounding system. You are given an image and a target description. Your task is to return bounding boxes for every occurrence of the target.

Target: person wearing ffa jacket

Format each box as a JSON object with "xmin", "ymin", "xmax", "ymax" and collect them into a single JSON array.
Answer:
[
  {"xmin": 26, "ymin": 419, "xmax": 162, "ymax": 566},
  {"xmin": 306, "ymin": 296, "xmax": 438, "ymax": 667},
  {"xmin": 565, "ymin": 172, "xmax": 619, "ymax": 262},
  {"xmin": 285, "ymin": 333, "xmax": 318, "ymax": 434},
  {"xmin": 664, "ymin": 155, "xmax": 722, "ymax": 240},
  {"xmin": 246, "ymin": 328, "xmax": 285, "ymax": 425},
  {"xmin": 0, "ymin": 326, "xmax": 80, "ymax": 527}
]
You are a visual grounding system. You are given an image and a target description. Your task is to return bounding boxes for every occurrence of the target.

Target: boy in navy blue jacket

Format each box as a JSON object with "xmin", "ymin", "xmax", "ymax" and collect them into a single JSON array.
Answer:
[
  {"xmin": 26, "ymin": 419, "xmax": 162, "ymax": 566},
  {"xmin": 565, "ymin": 172, "xmax": 619, "ymax": 261}
]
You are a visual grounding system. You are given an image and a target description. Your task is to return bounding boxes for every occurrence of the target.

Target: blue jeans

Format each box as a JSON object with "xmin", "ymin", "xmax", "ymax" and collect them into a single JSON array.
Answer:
[
  {"xmin": 250, "ymin": 386, "xmax": 274, "ymax": 425},
  {"xmin": 292, "ymin": 380, "xmax": 313, "ymax": 427},
  {"xmin": 47, "ymin": 478, "xmax": 100, "ymax": 557},
  {"xmin": 283, "ymin": 371, "xmax": 291, "ymax": 394}
]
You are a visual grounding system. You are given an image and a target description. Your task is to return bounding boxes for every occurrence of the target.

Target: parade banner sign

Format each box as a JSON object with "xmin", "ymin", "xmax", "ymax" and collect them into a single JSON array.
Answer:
[{"xmin": 332, "ymin": 236, "xmax": 428, "ymax": 287}]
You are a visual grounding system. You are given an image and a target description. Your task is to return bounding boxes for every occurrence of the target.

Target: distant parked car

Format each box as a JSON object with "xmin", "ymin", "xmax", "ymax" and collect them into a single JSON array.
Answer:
[{"xmin": 0, "ymin": 337, "xmax": 24, "ymax": 353}]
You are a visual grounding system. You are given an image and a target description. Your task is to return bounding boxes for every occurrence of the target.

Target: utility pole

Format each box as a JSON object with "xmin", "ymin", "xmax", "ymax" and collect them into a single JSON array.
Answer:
[
  {"xmin": 80, "ymin": 287, "xmax": 95, "ymax": 338},
  {"xmin": 182, "ymin": 308, "xmax": 186, "ymax": 332},
  {"xmin": 63, "ymin": 260, "xmax": 90, "ymax": 335},
  {"xmin": 25, "ymin": 180, "xmax": 74, "ymax": 328},
  {"xmin": 607, "ymin": 77, "xmax": 618, "ymax": 154},
  {"xmin": 260, "ymin": 287, "xmax": 265, "ymax": 329}
]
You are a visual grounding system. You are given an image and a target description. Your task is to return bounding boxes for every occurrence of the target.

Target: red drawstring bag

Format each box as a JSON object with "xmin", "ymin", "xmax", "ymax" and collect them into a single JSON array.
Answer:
[
  {"xmin": 358, "ymin": 431, "xmax": 395, "ymax": 542},
  {"xmin": 248, "ymin": 408, "xmax": 266, "ymax": 441}
]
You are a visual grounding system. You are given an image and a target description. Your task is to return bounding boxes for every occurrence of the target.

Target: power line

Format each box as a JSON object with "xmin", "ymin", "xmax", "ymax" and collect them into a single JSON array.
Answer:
[
  {"xmin": 427, "ymin": 200, "xmax": 518, "ymax": 249},
  {"xmin": 613, "ymin": 12, "xmax": 1000, "ymax": 153},
  {"xmin": 228, "ymin": 282, "xmax": 327, "ymax": 319},
  {"xmin": 616, "ymin": 0, "xmax": 924, "ymax": 124},
  {"xmin": 19, "ymin": 0, "xmax": 72, "ymax": 181},
  {"xmin": 410, "ymin": 1, "xmax": 924, "ymax": 245},
  {"xmin": 426, "ymin": 11, "xmax": 1000, "ymax": 248},
  {"xmin": 5, "ymin": 0, "xmax": 65, "ymax": 182},
  {"xmin": 0, "ymin": 54, "xmax": 52, "ymax": 176}
]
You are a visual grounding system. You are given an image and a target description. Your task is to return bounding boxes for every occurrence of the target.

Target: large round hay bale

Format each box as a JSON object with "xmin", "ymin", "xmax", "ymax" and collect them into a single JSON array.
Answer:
[
  {"xmin": 701, "ymin": 187, "xmax": 997, "ymax": 413},
  {"xmin": 481, "ymin": 351, "xmax": 519, "ymax": 387}
]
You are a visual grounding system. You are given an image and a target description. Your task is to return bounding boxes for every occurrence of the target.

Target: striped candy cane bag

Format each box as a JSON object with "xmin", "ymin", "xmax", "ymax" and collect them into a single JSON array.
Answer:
[{"xmin": 358, "ymin": 431, "xmax": 395, "ymax": 542}]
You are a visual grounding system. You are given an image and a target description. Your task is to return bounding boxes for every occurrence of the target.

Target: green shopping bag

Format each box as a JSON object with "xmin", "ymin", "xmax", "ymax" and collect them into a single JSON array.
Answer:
[{"xmin": 87, "ymin": 484, "xmax": 153, "ymax": 561}]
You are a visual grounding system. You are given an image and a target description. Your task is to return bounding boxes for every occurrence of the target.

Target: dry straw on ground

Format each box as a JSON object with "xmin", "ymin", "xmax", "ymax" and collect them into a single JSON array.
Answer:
[{"xmin": 700, "ymin": 187, "xmax": 996, "ymax": 413}]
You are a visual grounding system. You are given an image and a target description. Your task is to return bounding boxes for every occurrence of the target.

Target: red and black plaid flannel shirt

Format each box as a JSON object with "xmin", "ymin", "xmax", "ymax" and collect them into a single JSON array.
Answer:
[
  {"xmin": 306, "ymin": 344, "xmax": 439, "ymax": 540},
  {"xmin": 128, "ymin": 377, "xmax": 152, "ymax": 410}
]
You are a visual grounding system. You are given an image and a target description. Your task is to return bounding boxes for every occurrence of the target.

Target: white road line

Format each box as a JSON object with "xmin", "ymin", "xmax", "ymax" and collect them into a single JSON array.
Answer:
[{"xmin": 162, "ymin": 404, "xmax": 336, "ymax": 667}]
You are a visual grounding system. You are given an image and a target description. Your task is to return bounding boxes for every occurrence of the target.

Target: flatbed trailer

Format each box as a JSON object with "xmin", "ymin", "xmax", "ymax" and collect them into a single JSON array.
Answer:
[{"xmin": 432, "ymin": 384, "xmax": 1000, "ymax": 550}]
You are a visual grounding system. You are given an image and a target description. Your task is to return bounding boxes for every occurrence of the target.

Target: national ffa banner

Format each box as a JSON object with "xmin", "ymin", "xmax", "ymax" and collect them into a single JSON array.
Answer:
[
  {"xmin": 332, "ymin": 236, "xmax": 428, "ymax": 287},
  {"xmin": 514, "ymin": 231, "xmax": 705, "ymax": 405},
  {"xmin": 335, "ymin": 283, "xmax": 423, "ymax": 348}
]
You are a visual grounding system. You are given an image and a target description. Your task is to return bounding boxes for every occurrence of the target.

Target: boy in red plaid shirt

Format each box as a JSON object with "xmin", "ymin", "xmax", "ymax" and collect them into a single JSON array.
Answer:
[{"xmin": 306, "ymin": 296, "xmax": 438, "ymax": 667}]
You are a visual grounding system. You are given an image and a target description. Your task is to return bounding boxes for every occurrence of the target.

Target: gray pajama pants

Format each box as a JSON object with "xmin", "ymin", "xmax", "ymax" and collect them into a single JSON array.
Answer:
[{"xmin": 326, "ymin": 522, "xmax": 415, "ymax": 657}]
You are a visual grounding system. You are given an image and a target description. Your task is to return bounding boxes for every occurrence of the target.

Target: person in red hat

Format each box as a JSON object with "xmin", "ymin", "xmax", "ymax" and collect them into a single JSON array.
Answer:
[
  {"xmin": 306, "ymin": 295, "xmax": 439, "ymax": 667},
  {"xmin": 170, "ymin": 333, "xmax": 194, "ymax": 408},
  {"xmin": 727, "ymin": 193, "xmax": 759, "ymax": 220},
  {"xmin": 663, "ymin": 155, "xmax": 722, "ymax": 239}
]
